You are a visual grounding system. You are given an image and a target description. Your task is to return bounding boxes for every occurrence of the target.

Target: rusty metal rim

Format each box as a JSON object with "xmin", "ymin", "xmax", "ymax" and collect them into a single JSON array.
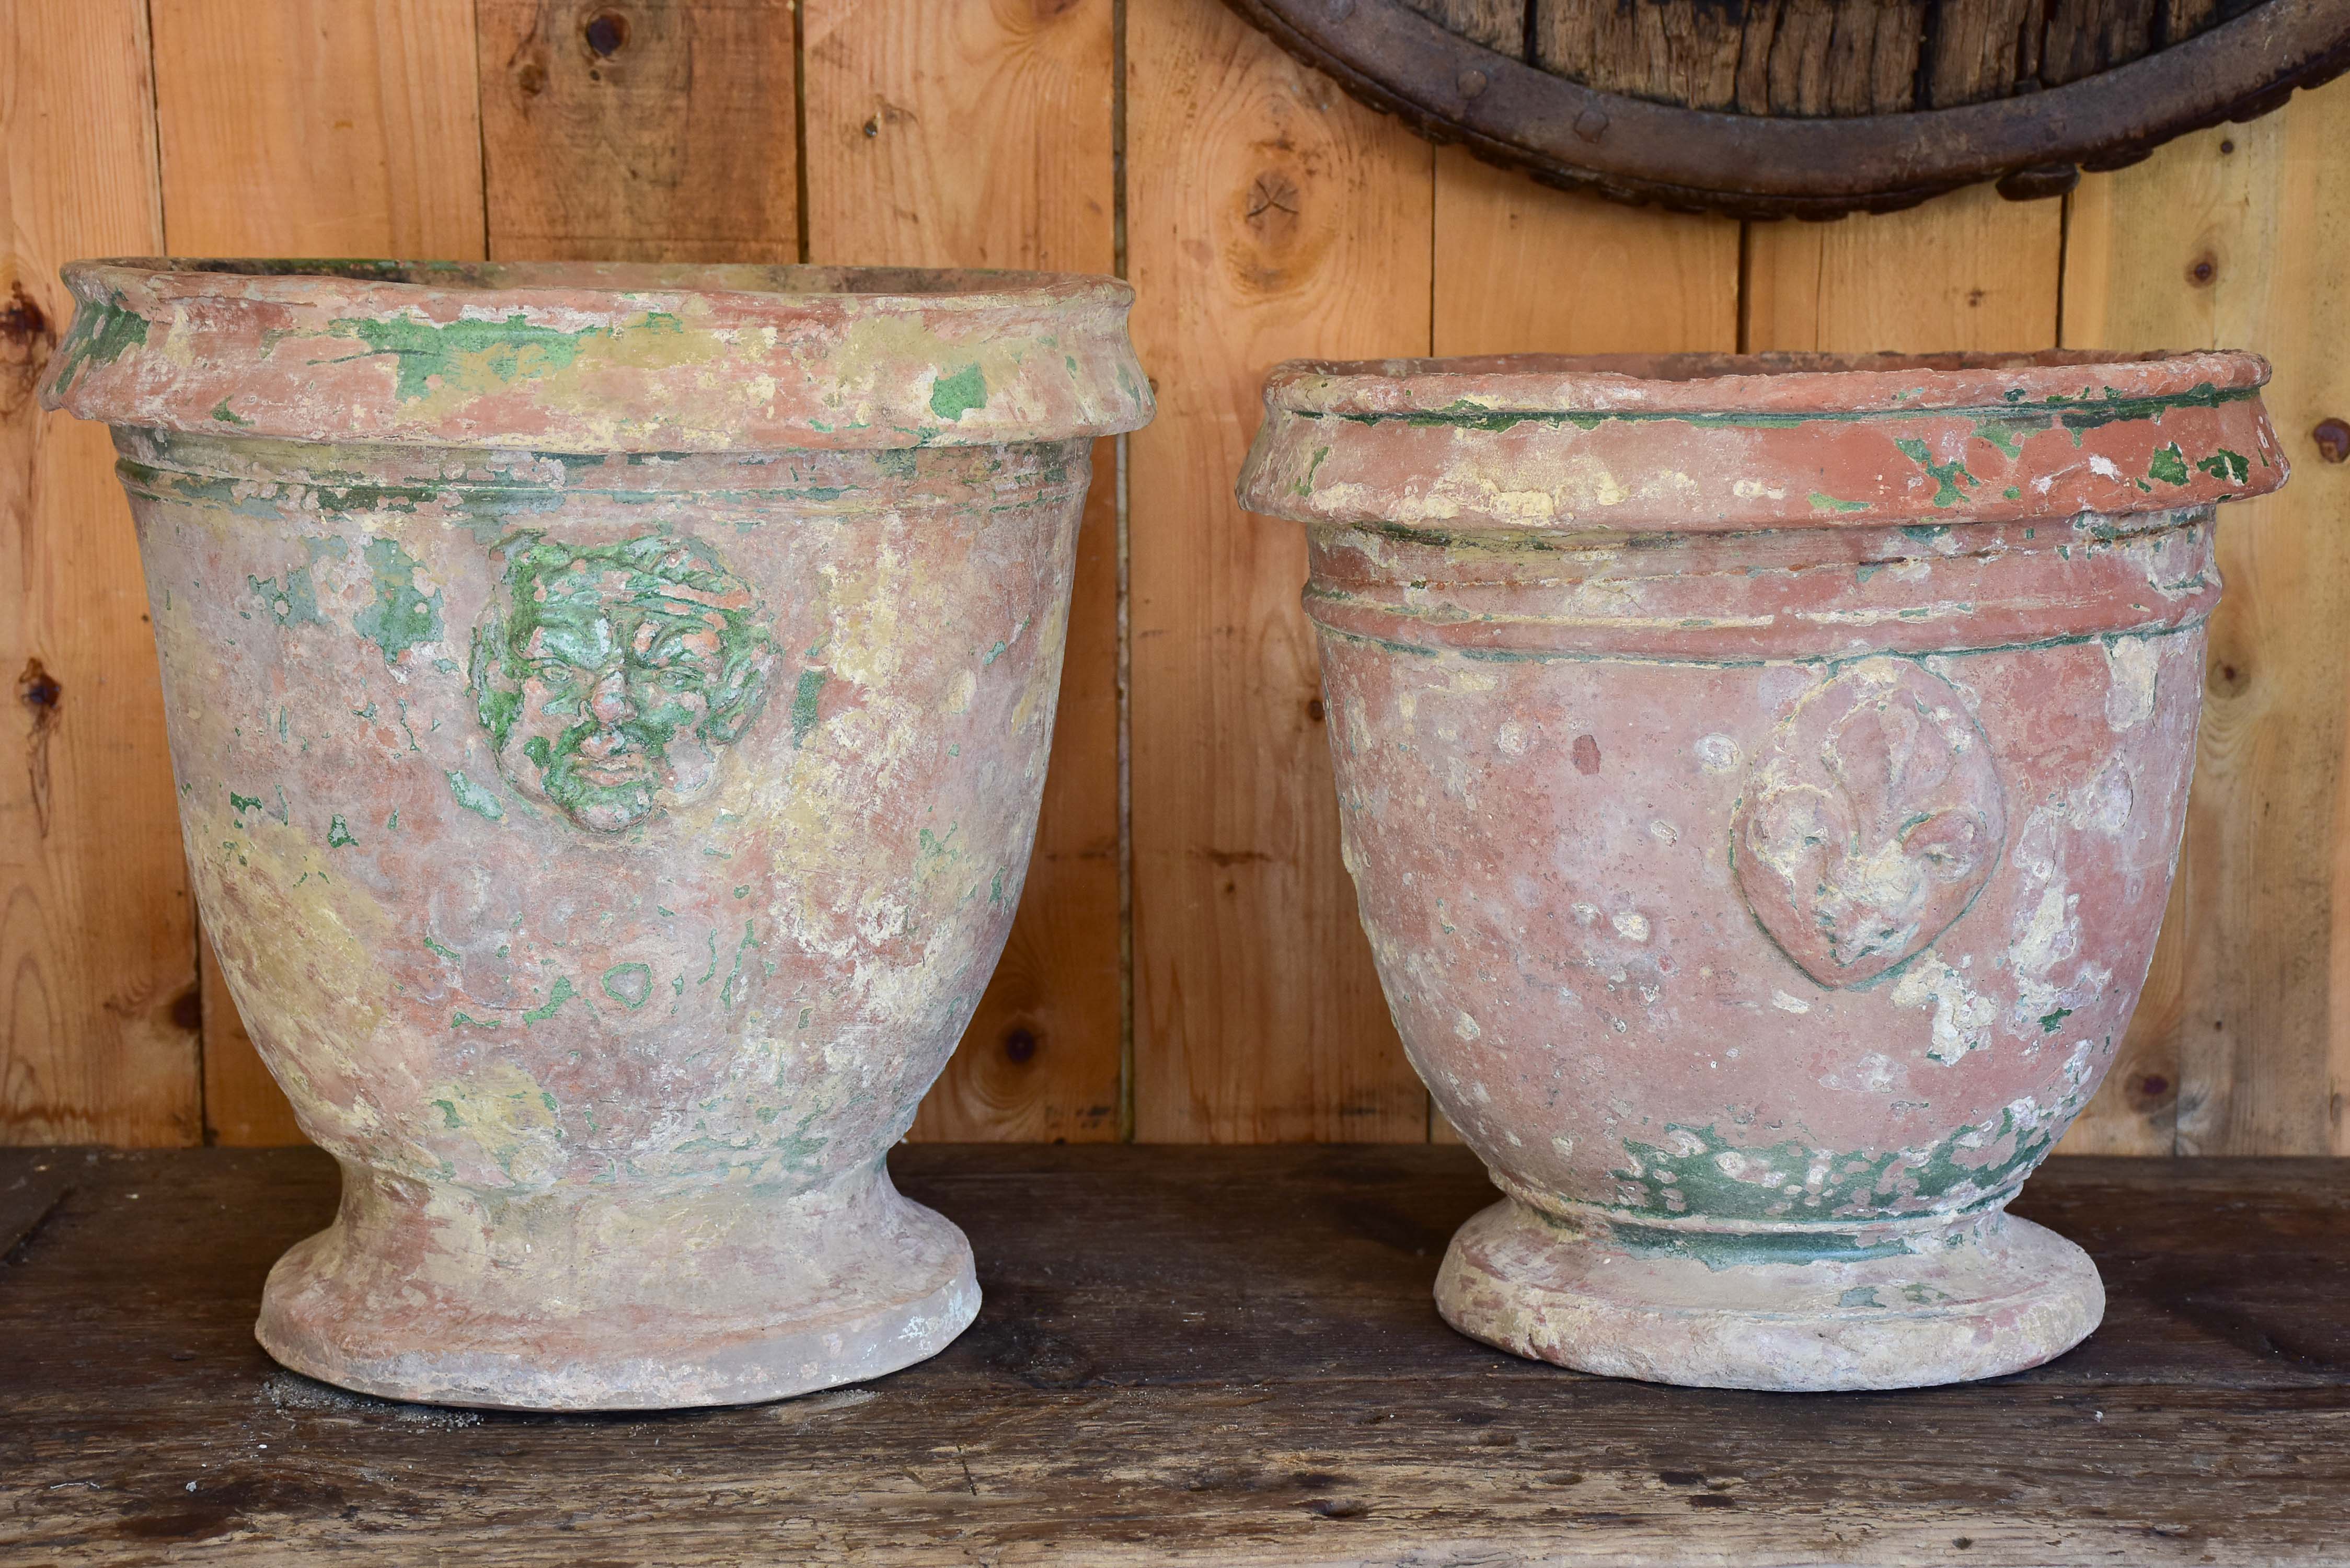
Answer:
[{"xmin": 1226, "ymin": 0, "xmax": 2350, "ymax": 218}]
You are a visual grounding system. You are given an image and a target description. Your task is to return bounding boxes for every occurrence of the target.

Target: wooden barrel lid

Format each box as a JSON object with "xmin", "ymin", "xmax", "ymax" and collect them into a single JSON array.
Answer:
[{"xmin": 1223, "ymin": 0, "xmax": 2350, "ymax": 216}]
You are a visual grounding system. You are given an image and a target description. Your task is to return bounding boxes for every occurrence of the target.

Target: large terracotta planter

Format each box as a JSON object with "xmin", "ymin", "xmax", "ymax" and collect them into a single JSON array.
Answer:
[
  {"xmin": 42, "ymin": 259, "xmax": 1150, "ymax": 1409},
  {"xmin": 1239, "ymin": 350, "xmax": 2285, "ymax": 1391}
]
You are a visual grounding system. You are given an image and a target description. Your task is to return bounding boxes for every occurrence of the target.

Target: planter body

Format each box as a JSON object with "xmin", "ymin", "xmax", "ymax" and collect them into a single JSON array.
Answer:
[
  {"xmin": 1239, "ymin": 350, "xmax": 2285, "ymax": 1391},
  {"xmin": 42, "ymin": 261, "xmax": 1151, "ymax": 1409}
]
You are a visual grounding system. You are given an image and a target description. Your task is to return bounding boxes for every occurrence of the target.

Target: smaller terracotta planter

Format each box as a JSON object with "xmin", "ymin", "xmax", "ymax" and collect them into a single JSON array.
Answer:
[
  {"xmin": 42, "ymin": 259, "xmax": 1150, "ymax": 1410},
  {"xmin": 1240, "ymin": 349, "xmax": 2285, "ymax": 1391}
]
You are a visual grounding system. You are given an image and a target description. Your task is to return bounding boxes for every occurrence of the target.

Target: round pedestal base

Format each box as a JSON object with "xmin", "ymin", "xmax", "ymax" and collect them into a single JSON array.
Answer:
[
  {"xmin": 257, "ymin": 1157, "xmax": 978, "ymax": 1411},
  {"xmin": 1435, "ymin": 1197, "xmax": 2102, "ymax": 1392}
]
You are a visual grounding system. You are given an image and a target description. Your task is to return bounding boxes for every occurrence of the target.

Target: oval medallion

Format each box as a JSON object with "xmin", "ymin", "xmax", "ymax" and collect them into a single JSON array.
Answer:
[{"xmin": 1733, "ymin": 659, "xmax": 2006, "ymax": 988}]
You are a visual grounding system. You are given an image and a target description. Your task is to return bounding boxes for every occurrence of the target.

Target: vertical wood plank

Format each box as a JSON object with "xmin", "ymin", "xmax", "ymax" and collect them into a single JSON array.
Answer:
[
  {"xmin": 478, "ymin": 0, "xmax": 797, "ymax": 262},
  {"xmin": 147, "ymin": 0, "xmax": 487, "ymax": 1147},
  {"xmin": 1433, "ymin": 149, "xmax": 1740, "ymax": 359},
  {"xmin": 1128, "ymin": 0, "xmax": 1434, "ymax": 1142},
  {"xmin": 801, "ymin": 0, "xmax": 1122, "ymax": 1142},
  {"xmin": 1743, "ymin": 185, "xmax": 2064, "ymax": 353},
  {"xmin": 2060, "ymin": 87, "xmax": 2350, "ymax": 1156},
  {"xmin": 1, "ymin": 1, "xmax": 197, "ymax": 1145},
  {"xmin": 151, "ymin": 0, "xmax": 486, "ymax": 258}
]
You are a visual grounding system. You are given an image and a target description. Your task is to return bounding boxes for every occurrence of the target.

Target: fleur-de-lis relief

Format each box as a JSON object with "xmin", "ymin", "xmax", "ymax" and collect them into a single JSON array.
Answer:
[{"xmin": 1733, "ymin": 660, "xmax": 2006, "ymax": 988}]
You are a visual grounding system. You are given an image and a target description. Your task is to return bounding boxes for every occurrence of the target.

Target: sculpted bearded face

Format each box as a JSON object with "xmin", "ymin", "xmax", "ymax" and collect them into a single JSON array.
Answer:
[{"xmin": 473, "ymin": 534, "xmax": 775, "ymax": 833}]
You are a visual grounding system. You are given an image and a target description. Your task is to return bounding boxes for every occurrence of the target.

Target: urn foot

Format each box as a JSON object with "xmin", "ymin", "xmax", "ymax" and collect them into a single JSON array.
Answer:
[
  {"xmin": 257, "ymin": 1157, "xmax": 978, "ymax": 1411},
  {"xmin": 1435, "ymin": 1197, "xmax": 2102, "ymax": 1392}
]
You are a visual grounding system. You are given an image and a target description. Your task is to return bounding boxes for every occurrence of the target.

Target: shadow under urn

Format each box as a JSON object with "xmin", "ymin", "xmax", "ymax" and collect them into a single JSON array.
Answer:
[
  {"xmin": 1239, "ymin": 349, "xmax": 2285, "ymax": 1391},
  {"xmin": 42, "ymin": 259, "xmax": 1152, "ymax": 1410}
]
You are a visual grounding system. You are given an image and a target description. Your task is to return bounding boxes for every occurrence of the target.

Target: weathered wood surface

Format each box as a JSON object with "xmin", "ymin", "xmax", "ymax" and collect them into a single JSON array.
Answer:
[
  {"xmin": 2064, "ymin": 101, "xmax": 2350, "ymax": 1158},
  {"xmin": 1127, "ymin": 0, "xmax": 1433, "ymax": 1140},
  {"xmin": 476, "ymin": 0, "xmax": 800, "ymax": 262},
  {"xmin": 0, "ymin": 0, "xmax": 195, "ymax": 1147},
  {"xmin": 1453, "ymin": 0, "xmax": 2272, "ymax": 109},
  {"xmin": 803, "ymin": 0, "xmax": 1125, "ymax": 1143},
  {"xmin": 3, "ymin": 1146, "xmax": 2347, "ymax": 1564},
  {"xmin": 1743, "ymin": 181, "xmax": 2063, "ymax": 358}
]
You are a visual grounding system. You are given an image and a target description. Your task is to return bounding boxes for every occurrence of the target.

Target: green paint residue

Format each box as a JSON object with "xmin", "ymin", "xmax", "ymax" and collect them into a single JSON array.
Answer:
[
  {"xmin": 1808, "ymin": 492, "xmax": 1869, "ymax": 515},
  {"xmin": 2040, "ymin": 1007, "xmax": 2073, "ymax": 1033},
  {"xmin": 228, "ymin": 791, "xmax": 263, "ymax": 821},
  {"xmin": 1893, "ymin": 436, "xmax": 1978, "ymax": 508},
  {"xmin": 1971, "ymin": 417, "xmax": 2032, "ymax": 458},
  {"xmin": 719, "ymin": 920, "xmax": 758, "ymax": 1011},
  {"xmin": 446, "ymin": 769, "xmax": 505, "ymax": 821},
  {"xmin": 471, "ymin": 532, "xmax": 774, "ymax": 832},
  {"xmin": 353, "ymin": 536, "xmax": 443, "ymax": 664},
  {"xmin": 2196, "ymin": 448, "xmax": 2251, "ymax": 484},
  {"xmin": 327, "ymin": 814, "xmax": 356, "ymax": 848},
  {"xmin": 341, "ymin": 312, "xmax": 602, "ymax": 401},
  {"xmin": 2002, "ymin": 487, "xmax": 2022, "ymax": 501},
  {"xmin": 928, "ymin": 363, "xmax": 987, "ymax": 422},
  {"xmin": 1295, "ymin": 444, "xmax": 1333, "ymax": 497},
  {"xmin": 601, "ymin": 963, "xmax": 653, "ymax": 1010},
  {"xmin": 209, "ymin": 399, "xmax": 252, "ymax": 426},
  {"xmin": 49, "ymin": 299, "xmax": 148, "ymax": 394},
  {"xmin": 247, "ymin": 543, "xmax": 331, "ymax": 627},
  {"xmin": 521, "ymin": 976, "xmax": 577, "ymax": 1024},
  {"xmin": 423, "ymin": 935, "xmax": 462, "ymax": 962},
  {"xmin": 1610, "ymin": 1108, "xmax": 2071, "ymax": 1239},
  {"xmin": 432, "ymin": 1098, "xmax": 464, "ymax": 1127},
  {"xmin": 2148, "ymin": 443, "xmax": 2191, "ymax": 486},
  {"xmin": 790, "ymin": 667, "xmax": 827, "ymax": 747}
]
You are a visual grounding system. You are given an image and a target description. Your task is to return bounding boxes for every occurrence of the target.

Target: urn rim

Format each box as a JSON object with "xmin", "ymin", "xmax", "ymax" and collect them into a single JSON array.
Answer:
[
  {"xmin": 1240, "ymin": 348, "xmax": 2286, "ymax": 532},
  {"xmin": 41, "ymin": 258, "xmax": 1153, "ymax": 454},
  {"xmin": 1255, "ymin": 348, "xmax": 2270, "ymax": 421}
]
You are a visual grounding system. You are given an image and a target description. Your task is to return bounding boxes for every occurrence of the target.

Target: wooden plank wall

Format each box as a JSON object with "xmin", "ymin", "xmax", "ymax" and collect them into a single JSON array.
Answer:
[{"xmin": 3, "ymin": 0, "xmax": 2345, "ymax": 1154}]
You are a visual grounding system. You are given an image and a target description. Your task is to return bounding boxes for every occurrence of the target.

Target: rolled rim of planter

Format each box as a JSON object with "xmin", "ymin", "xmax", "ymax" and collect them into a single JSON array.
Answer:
[
  {"xmin": 1239, "ymin": 348, "xmax": 2285, "ymax": 531},
  {"xmin": 40, "ymin": 258, "xmax": 1153, "ymax": 452}
]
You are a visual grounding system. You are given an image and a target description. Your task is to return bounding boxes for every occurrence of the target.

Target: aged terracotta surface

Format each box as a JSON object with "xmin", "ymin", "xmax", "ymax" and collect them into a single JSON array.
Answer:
[
  {"xmin": 41, "ymin": 259, "xmax": 1151, "ymax": 1410},
  {"xmin": 1239, "ymin": 349, "xmax": 2286, "ymax": 1391}
]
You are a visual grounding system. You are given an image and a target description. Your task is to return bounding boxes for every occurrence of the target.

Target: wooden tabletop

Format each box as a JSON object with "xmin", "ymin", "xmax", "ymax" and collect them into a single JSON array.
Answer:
[{"xmin": 4, "ymin": 1146, "xmax": 2346, "ymax": 1566}]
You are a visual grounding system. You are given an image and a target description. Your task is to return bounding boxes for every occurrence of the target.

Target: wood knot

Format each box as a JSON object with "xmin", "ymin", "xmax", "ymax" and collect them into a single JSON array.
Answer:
[
  {"xmin": 583, "ymin": 10, "xmax": 629, "ymax": 57},
  {"xmin": 2186, "ymin": 252, "xmax": 2218, "ymax": 288},
  {"xmin": 1003, "ymin": 1027, "xmax": 1038, "ymax": 1065},
  {"xmin": 2, "ymin": 282, "xmax": 56, "ymax": 412},
  {"xmin": 17, "ymin": 658, "xmax": 61, "ymax": 717}
]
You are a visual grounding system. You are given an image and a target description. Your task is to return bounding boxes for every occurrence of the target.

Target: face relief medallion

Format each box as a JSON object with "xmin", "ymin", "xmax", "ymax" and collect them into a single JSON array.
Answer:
[{"xmin": 471, "ymin": 533, "xmax": 776, "ymax": 833}]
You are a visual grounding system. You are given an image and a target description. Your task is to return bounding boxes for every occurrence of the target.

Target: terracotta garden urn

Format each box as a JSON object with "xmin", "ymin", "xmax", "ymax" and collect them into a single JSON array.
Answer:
[
  {"xmin": 42, "ymin": 259, "xmax": 1151, "ymax": 1410},
  {"xmin": 1239, "ymin": 350, "xmax": 2284, "ymax": 1391}
]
